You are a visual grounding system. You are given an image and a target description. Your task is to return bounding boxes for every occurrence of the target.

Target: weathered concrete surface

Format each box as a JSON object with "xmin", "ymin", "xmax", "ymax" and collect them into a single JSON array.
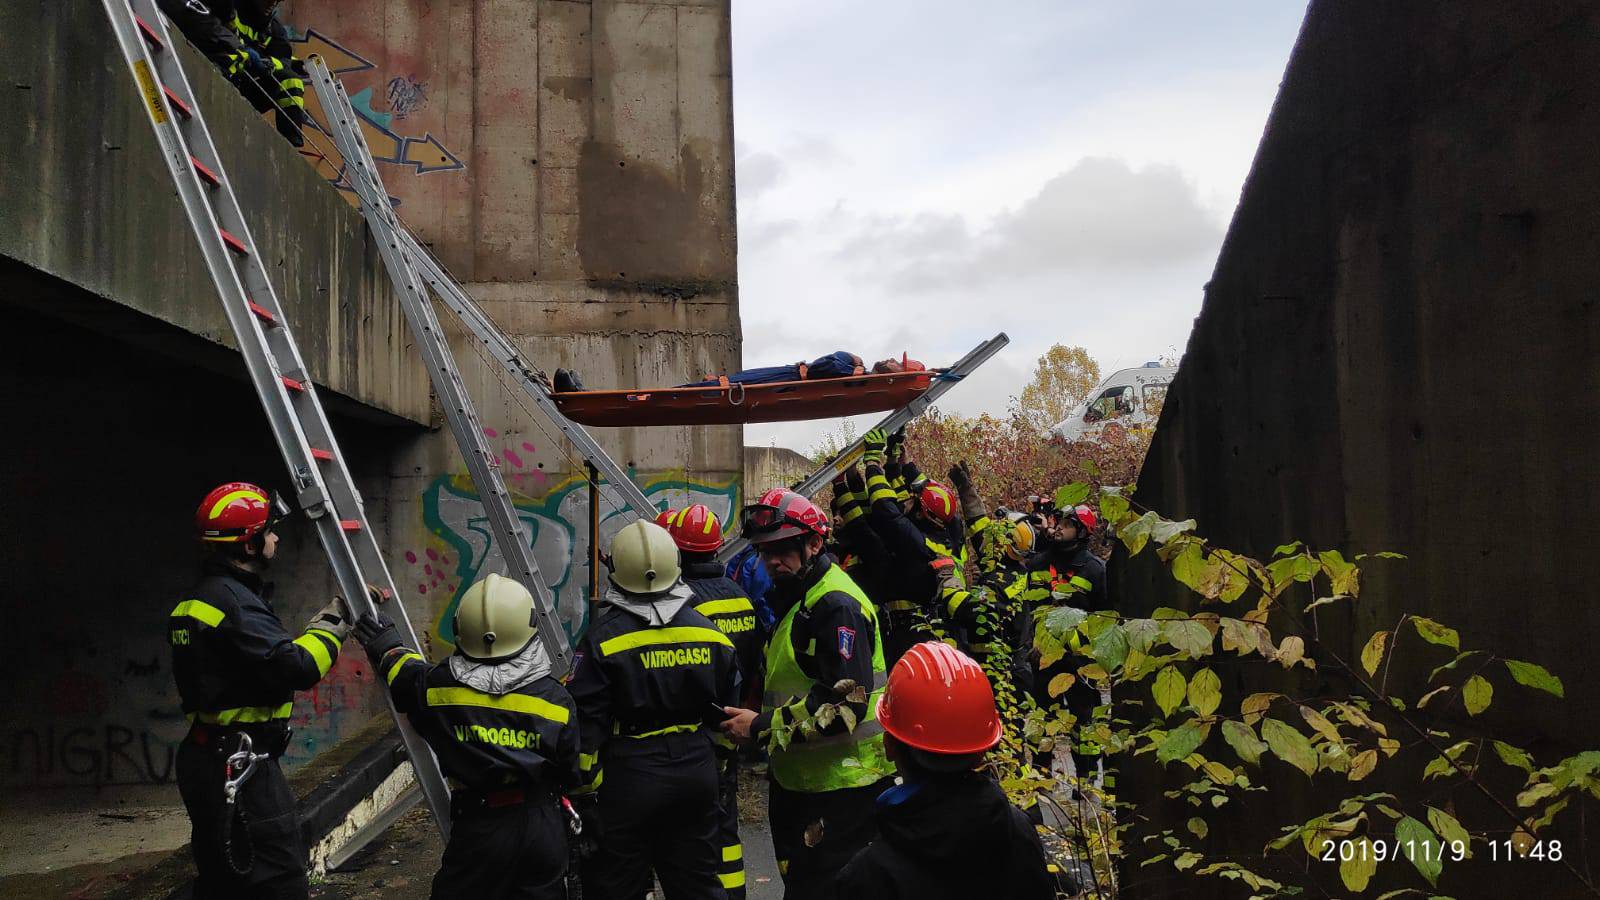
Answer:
[
  {"xmin": 279, "ymin": 0, "xmax": 745, "ymax": 645},
  {"xmin": 744, "ymin": 445, "xmax": 813, "ymax": 493},
  {"xmin": 1, "ymin": 0, "xmax": 429, "ymax": 425},
  {"xmin": 1119, "ymin": 2, "xmax": 1600, "ymax": 895},
  {"xmin": 278, "ymin": 0, "xmax": 742, "ymax": 478}
]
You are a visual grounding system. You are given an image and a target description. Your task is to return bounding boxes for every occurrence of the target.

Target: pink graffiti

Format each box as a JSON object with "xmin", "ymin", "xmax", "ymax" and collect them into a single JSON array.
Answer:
[
  {"xmin": 418, "ymin": 583, "xmax": 428, "ymax": 594},
  {"xmin": 426, "ymin": 548, "xmax": 440, "ymax": 561},
  {"xmin": 405, "ymin": 551, "xmax": 417, "ymax": 564},
  {"xmin": 505, "ymin": 448, "xmax": 524, "ymax": 469},
  {"xmin": 522, "ymin": 441, "xmax": 536, "ymax": 452},
  {"xmin": 424, "ymin": 564, "xmax": 434, "ymax": 576},
  {"xmin": 483, "ymin": 427, "xmax": 499, "ymax": 438}
]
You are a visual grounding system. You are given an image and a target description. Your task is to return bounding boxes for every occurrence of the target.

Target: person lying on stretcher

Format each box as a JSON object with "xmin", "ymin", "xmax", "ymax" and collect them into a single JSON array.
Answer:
[{"xmin": 552, "ymin": 352, "xmax": 926, "ymax": 393}]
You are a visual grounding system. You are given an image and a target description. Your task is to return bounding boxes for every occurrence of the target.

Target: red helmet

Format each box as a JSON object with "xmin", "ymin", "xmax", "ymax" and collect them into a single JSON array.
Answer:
[
  {"xmin": 655, "ymin": 503, "xmax": 724, "ymax": 553},
  {"xmin": 739, "ymin": 488, "xmax": 829, "ymax": 544},
  {"xmin": 917, "ymin": 481, "xmax": 957, "ymax": 525},
  {"xmin": 877, "ymin": 642, "xmax": 1002, "ymax": 755},
  {"xmin": 196, "ymin": 482, "xmax": 272, "ymax": 543},
  {"xmin": 1064, "ymin": 504, "xmax": 1099, "ymax": 534}
]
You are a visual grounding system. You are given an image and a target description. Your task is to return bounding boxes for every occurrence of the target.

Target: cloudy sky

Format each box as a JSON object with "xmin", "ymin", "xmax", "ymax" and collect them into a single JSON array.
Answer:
[{"xmin": 731, "ymin": 1, "xmax": 1308, "ymax": 452}]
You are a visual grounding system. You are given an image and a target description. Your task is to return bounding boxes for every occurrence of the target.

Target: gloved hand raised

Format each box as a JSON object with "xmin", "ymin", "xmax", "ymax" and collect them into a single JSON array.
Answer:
[
  {"xmin": 844, "ymin": 465, "xmax": 867, "ymax": 496},
  {"xmin": 862, "ymin": 429, "xmax": 888, "ymax": 466},
  {"xmin": 886, "ymin": 427, "xmax": 906, "ymax": 463},
  {"xmin": 306, "ymin": 596, "xmax": 352, "ymax": 641},
  {"xmin": 949, "ymin": 460, "xmax": 984, "ymax": 521},
  {"xmin": 353, "ymin": 614, "xmax": 406, "ymax": 667}
]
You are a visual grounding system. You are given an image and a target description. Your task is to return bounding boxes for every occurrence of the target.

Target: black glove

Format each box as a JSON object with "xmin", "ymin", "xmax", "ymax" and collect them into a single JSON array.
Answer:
[
  {"xmin": 948, "ymin": 461, "xmax": 971, "ymax": 492},
  {"xmin": 353, "ymin": 614, "xmax": 405, "ymax": 666},
  {"xmin": 844, "ymin": 465, "xmax": 866, "ymax": 496},
  {"xmin": 887, "ymin": 427, "xmax": 906, "ymax": 463}
]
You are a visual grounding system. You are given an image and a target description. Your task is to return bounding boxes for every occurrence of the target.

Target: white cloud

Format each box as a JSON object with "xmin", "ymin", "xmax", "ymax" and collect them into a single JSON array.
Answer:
[{"xmin": 732, "ymin": 1, "xmax": 1306, "ymax": 452}]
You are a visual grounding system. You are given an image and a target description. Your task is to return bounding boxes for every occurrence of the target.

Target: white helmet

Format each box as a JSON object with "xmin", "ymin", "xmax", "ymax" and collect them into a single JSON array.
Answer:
[
  {"xmin": 608, "ymin": 520, "xmax": 682, "ymax": 595},
  {"xmin": 452, "ymin": 573, "xmax": 537, "ymax": 661}
]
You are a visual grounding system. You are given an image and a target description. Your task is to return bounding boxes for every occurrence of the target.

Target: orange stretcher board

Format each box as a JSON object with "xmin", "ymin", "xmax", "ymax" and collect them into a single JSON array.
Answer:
[{"xmin": 550, "ymin": 370, "xmax": 942, "ymax": 427}]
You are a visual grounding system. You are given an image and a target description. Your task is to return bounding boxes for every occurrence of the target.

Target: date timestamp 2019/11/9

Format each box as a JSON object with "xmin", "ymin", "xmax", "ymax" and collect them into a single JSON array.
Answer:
[{"xmin": 1320, "ymin": 839, "xmax": 1564, "ymax": 863}]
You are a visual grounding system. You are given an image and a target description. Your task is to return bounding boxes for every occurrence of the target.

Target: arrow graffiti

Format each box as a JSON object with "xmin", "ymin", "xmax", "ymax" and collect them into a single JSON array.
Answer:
[{"xmin": 289, "ymin": 27, "xmax": 466, "ymax": 190}]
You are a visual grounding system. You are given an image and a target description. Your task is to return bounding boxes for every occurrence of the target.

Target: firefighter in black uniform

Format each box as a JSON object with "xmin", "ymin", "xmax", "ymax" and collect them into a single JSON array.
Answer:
[
  {"xmin": 156, "ymin": 0, "xmax": 309, "ymax": 146},
  {"xmin": 720, "ymin": 489, "xmax": 897, "ymax": 900},
  {"xmin": 1023, "ymin": 501, "xmax": 1110, "ymax": 781},
  {"xmin": 859, "ymin": 429, "xmax": 965, "ymax": 665},
  {"xmin": 170, "ymin": 482, "xmax": 350, "ymax": 899},
  {"xmin": 657, "ymin": 504, "xmax": 761, "ymax": 899},
  {"xmin": 568, "ymin": 520, "xmax": 738, "ymax": 900},
  {"xmin": 354, "ymin": 573, "xmax": 580, "ymax": 899},
  {"xmin": 835, "ymin": 642, "xmax": 1054, "ymax": 900},
  {"xmin": 828, "ymin": 466, "xmax": 892, "ymax": 610}
]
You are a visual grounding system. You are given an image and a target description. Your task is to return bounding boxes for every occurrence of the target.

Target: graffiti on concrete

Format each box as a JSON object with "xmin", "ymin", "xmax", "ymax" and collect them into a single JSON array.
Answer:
[
  {"xmin": 386, "ymin": 75, "xmax": 428, "ymax": 118},
  {"xmin": 404, "ymin": 468, "xmax": 739, "ymax": 648},
  {"xmin": 3, "ymin": 725, "xmax": 177, "ymax": 784},
  {"xmin": 287, "ymin": 27, "xmax": 465, "ymax": 190}
]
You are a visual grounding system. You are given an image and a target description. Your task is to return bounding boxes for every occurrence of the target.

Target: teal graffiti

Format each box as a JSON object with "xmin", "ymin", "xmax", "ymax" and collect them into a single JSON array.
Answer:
[{"xmin": 418, "ymin": 474, "xmax": 739, "ymax": 647}]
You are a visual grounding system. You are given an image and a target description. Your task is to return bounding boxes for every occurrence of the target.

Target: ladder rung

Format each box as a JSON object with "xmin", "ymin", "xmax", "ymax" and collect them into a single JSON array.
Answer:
[
  {"xmin": 219, "ymin": 229, "xmax": 249, "ymax": 256},
  {"xmin": 162, "ymin": 86, "xmax": 192, "ymax": 120},
  {"xmin": 281, "ymin": 376, "xmax": 305, "ymax": 392},
  {"xmin": 191, "ymin": 155, "xmax": 220, "ymax": 188},
  {"xmin": 135, "ymin": 16, "xmax": 163, "ymax": 51},
  {"xmin": 339, "ymin": 520, "xmax": 362, "ymax": 532},
  {"xmin": 248, "ymin": 301, "xmax": 277, "ymax": 324},
  {"xmin": 310, "ymin": 448, "xmax": 334, "ymax": 461}
]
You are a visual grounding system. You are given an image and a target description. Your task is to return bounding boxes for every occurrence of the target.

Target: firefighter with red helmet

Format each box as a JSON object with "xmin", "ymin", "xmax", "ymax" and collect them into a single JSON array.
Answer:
[
  {"xmin": 719, "ymin": 489, "xmax": 896, "ymax": 900},
  {"xmin": 835, "ymin": 642, "xmax": 1055, "ymax": 900},
  {"xmin": 858, "ymin": 429, "xmax": 967, "ymax": 664},
  {"xmin": 657, "ymin": 503, "xmax": 759, "ymax": 898},
  {"xmin": 1022, "ymin": 500, "xmax": 1111, "ymax": 782},
  {"xmin": 169, "ymin": 482, "xmax": 353, "ymax": 899}
]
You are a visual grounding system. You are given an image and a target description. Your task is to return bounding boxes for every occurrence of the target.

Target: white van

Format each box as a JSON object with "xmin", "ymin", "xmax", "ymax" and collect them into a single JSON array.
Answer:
[{"xmin": 1052, "ymin": 362, "xmax": 1176, "ymax": 441}]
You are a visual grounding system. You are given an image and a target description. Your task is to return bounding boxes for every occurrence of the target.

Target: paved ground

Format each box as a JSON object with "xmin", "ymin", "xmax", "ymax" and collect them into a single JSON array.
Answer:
[
  {"xmin": 0, "ymin": 766, "xmax": 783, "ymax": 899},
  {"xmin": 316, "ymin": 771, "xmax": 781, "ymax": 899}
]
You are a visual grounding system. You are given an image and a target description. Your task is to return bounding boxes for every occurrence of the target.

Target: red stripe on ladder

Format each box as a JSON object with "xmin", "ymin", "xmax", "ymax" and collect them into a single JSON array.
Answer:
[
  {"xmin": 135, "ymin": 17, "xmax": 163, "ymax": 51},
  {"xmin": 248, "ymin": 302, "xmax": 277, "ymax": 324},
  {"xmin": 162, "ymin": 87, "xmax": 192, "ymax": 120},
  {"xmin": 281, "ymin": 376, "xmax": 305, "ymax": 393},
  {"xmin": 219, "ymin": 229, "xmax": 248, "ymax": 256},
  {"xmin": 310, "ymin": 448, "xmax": 334, "ymax": 461},
  {"xmin": 191, "ymin": 156, "xmax": 220, "ymax": 187},
  {"xmin": 339, "ymin": 520, "xmax": 362, "ymax": 532}
]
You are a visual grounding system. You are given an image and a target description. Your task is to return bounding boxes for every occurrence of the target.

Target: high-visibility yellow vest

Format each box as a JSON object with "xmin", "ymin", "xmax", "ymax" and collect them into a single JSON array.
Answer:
[{"xmin": 763, "ymin": 564, "xmax": 893, "ymax": 792}]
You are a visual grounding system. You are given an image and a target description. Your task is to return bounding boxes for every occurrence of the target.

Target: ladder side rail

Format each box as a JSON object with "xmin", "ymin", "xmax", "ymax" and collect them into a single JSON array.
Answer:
[
  {"xmin": 308, "ymin": 60, "xmax": 573, "ymax": 673},
  {"xmin": 107, "ymin": 1, "xmax": 454, "ymax": 838},
  {"xmin": 715, "ymin": 332, "xmax": 1011, "ymax": 565},
  {"xmin": 398, "ymin": 230, "xmax": 657, "ymax": 521}
]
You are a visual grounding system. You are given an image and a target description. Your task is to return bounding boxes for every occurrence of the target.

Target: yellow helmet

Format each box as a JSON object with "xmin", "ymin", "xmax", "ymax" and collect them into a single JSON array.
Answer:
[
  {"xmin": 452, "ymin": 573, "xmax": 537, "ymax": 661},
  {"xmin": 1004, "ymin": 513, "xmax": 1036, "ymax": 563},
  {"xmin": 608, "ymin": 520, "xmax": 682, "ymax": 595}
]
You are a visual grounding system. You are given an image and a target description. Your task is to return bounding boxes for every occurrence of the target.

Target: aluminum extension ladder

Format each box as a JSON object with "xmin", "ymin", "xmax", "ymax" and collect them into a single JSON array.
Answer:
[
  {"xmin": 305, "ymin": 59, "xmax": 575, "ymax": 680},
  {"xmin": 305, "ymin": 62, "xmax": 656, "ymax": 525},
  {"xmin": 99, "ymin": 0, "xmax": 455, "ymax": 839},
  {"xmin": 714, "ymin": 332, "xmax": 1011, "ymax": 565}
]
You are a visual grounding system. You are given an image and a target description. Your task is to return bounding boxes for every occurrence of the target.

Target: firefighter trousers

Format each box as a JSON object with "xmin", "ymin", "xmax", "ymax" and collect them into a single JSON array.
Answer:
[
  {"xmin": 768, "ymin": 776, "xmax": 895, "ymax": 900},
  {"xmin": 715, "ymin": 751, "xmax": 745, "ymax": 899},
  {"xmin": 175, "ymin": 737, "xmax": 307, "ymax": 900},
  {"xmin": 433, "ymin": 797, "xmax": 568, "ymax": 899},
  {"xmin": 583, "ymin": 732, "xmax": 725, "ymax": 900}
]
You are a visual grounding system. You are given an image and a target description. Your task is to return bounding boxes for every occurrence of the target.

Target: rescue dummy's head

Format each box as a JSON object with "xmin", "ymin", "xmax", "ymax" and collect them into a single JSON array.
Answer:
[{"xmin": 606, "ymin": 520, "xmax": 683, "ymax": 596}]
